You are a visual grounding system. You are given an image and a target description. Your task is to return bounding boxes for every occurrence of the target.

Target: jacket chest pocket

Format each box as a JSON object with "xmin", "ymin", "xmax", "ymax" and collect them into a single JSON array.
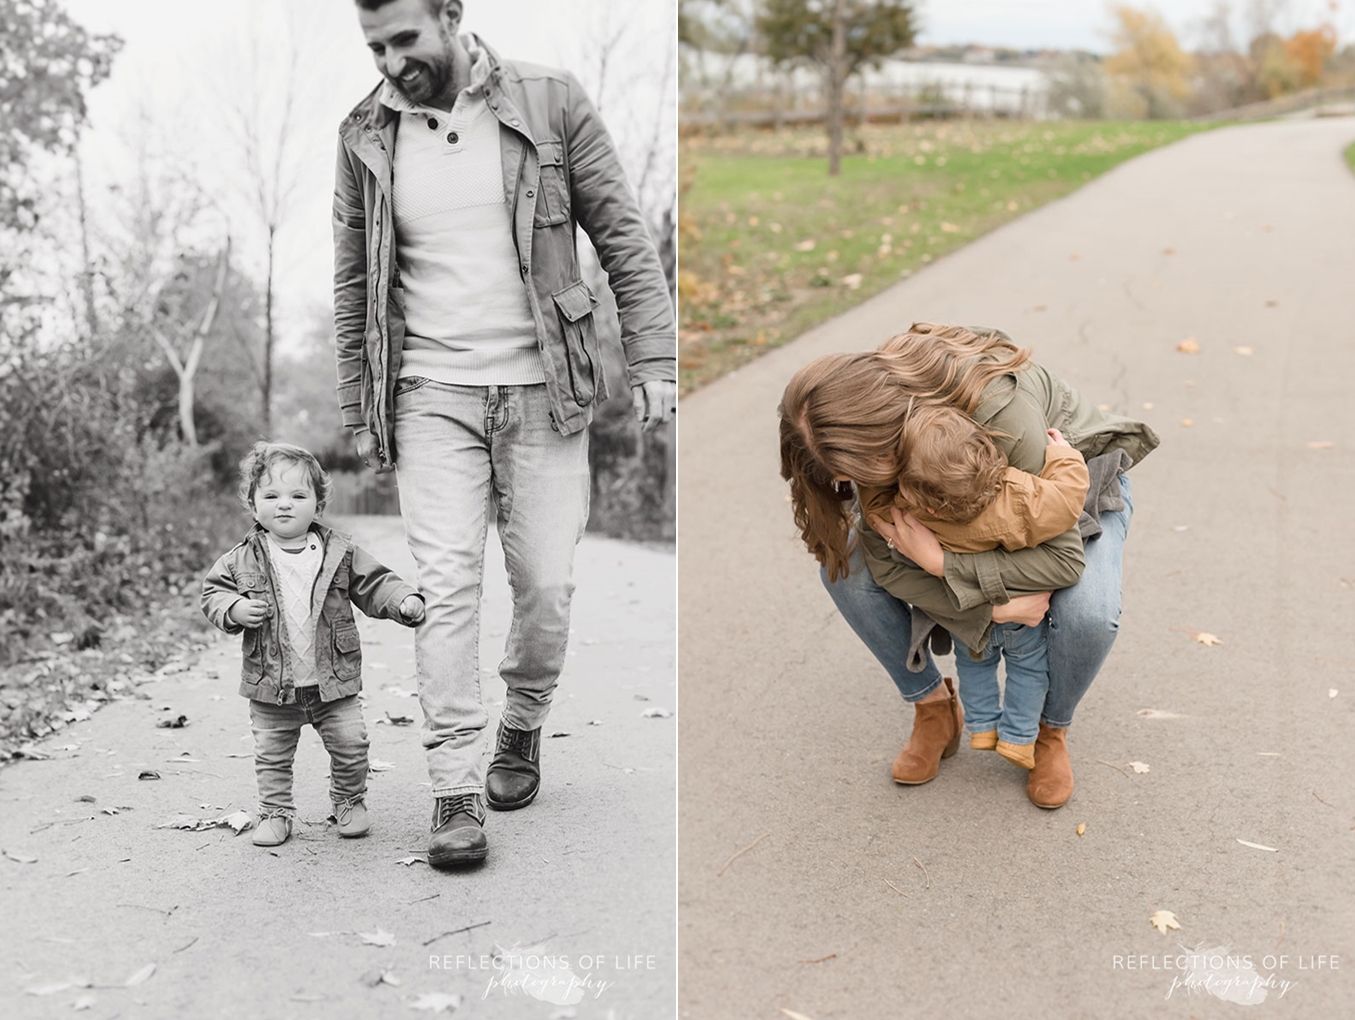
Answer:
[
  {"xmin": 551, "ymin": 280, "xmax": 600, "ymax": 406},
  {"xmin": 533, "ymin": 141, "xmax": 570, "ymax": 227},
  {"xmin": 332, "ymin": 622, "xmax": 362, "ymax": 680}
]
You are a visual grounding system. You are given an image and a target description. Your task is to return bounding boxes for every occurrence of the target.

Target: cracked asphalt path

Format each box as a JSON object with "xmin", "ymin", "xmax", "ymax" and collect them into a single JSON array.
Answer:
[{"xmin": 678, "ymin": 117, "xmax": 1355, "ymax": 1018}]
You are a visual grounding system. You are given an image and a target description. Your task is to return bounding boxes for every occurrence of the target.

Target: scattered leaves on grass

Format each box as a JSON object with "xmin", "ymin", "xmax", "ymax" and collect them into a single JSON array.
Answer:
[
  {"xmin": 1176, "ymin": 337, "xmax": 1200, "ymax": 354},
  {"xmin": 360, "ymin": 929, "xmax": 397, "ymax": 947},
  {"xmin": 1127, "ymin": 761, "xmax": 1151, "ymax": 774},
  {"xmin": 840, "ymin": 273, "xmax": 862, "ymax": 290},
  {"xmin": 155, "ymin": 714, "xmax": 188, "ymax": 729},
  {"xmin": 1236, "ymin": 839, "xmax": 1279, "ymax": 853},
  {"xmin": 1077, "ymin": 823, "xmax": 1086, "ymax": 837},
  {"xmin": 793, "ymin": 239, "xmax": 816, "ymax": 251},
  {"xmin": 408, "ymin": 991, "xmax": 462, "ymax": 1013},
  {"xmin": 1150, "ymin": 910, "xmax": 1181, "ymax": 934},
  {"xmin": 640, "ymin": 707, "xmax": 672, "ymax": 718},
  {"xmin": 125, "ymin": 962, "xmax": 156, "ymax": 986},
  {"xmin": 3, "ymin": 848, "xmax": 38, "ymax": 863}
]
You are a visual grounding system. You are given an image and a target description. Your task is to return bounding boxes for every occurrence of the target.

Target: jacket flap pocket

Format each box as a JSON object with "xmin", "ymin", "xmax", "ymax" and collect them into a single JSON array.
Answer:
[
  {"xmin": 235, "ymin": 570, "xmax": 267, "ymax": 594},
  {"xmin": 552, "ymin": 280, "xmax": 595, "ymax": 323},
  {"xmin": 333, "ymin": 625, "xmax": 361, "ymax": 653},
  {"xmin": 536, "ymin": 140, "xmax": 564, "ymax": 167}
]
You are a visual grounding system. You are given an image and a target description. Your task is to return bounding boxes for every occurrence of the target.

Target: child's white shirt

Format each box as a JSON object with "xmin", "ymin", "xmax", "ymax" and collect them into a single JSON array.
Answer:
[{"xmin": 265, "ymin": 532, "xmax": 324, "ymax": 687}]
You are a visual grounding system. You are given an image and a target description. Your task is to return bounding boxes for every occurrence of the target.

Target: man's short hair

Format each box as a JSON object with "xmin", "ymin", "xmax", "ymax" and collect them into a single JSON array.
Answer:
[{"xmin": 355, "ymin": 0, "xmax": 443, "ymax": 13}]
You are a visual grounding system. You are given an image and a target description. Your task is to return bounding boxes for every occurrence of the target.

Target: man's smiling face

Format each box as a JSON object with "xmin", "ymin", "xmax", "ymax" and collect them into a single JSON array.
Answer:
[{"xmin": 359, "ymin": 0, "xmax": 460, "ymax": 106}]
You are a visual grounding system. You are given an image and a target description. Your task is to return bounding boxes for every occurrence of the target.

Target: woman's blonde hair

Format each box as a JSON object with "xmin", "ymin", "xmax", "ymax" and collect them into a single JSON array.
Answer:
[{"xmin": 778, "ymin": 322, "xmax": 1030, "ymax": 580}]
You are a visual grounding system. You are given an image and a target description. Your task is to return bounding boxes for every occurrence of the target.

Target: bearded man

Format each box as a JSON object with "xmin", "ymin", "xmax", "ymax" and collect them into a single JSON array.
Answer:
[{"xmin": 334, "ymin": 0, "xmax": 676, "ymax": 867}]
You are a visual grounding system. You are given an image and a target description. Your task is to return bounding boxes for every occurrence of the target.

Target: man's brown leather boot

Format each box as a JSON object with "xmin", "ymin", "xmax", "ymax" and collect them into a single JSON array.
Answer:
[
  {"xmin": 1027, "ymin": 724, "xmax": 1074, "ymax": 808},
  {"xmin": 891, "ymin": 677, "xmax": 963, "ymax": 785}
]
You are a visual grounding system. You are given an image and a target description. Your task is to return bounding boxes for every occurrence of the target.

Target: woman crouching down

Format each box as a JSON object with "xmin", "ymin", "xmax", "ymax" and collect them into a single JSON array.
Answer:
[{"xmin": 778, "ymin": 323, "xmax": 1158, "ymax": 808}]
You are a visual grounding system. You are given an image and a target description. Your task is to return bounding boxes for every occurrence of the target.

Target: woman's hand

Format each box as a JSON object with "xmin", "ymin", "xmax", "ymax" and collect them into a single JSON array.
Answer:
[
  {"xmin": 870, "ymin": 505, "xmax": 945, "ymax": 577},
  {"xmin": 991, "ymin": 591, "xmax": 1052, "ymax": 626}
]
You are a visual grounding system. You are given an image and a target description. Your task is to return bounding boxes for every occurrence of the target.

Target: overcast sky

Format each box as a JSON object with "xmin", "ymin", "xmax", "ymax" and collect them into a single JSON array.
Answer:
[
  {"xmin": 60, "ymin": 0, "xmax": 675, "ymax": 345},
  {"xmin": 916, "ymin": 0, "xmax": 1355, "ymax": 52}
]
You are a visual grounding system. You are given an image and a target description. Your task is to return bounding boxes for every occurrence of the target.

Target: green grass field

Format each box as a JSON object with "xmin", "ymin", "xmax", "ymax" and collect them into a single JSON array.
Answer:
[{"xmin": 678, "ymin": 119, "xmax": 1218, "ymax": 393}]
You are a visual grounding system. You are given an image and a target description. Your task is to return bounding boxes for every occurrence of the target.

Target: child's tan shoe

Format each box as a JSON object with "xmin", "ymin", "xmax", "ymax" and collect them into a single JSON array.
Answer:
[
  {"xmin": 969, "ymin": 730, "xmax": 998, "ymax": 750},
  {"xmin": 252, "ymin": 816, "xmax": 292, "ymax": 847},
  {"xmin": 995, "ymin": 739, "xmax": 1035, "ymax": 770}
]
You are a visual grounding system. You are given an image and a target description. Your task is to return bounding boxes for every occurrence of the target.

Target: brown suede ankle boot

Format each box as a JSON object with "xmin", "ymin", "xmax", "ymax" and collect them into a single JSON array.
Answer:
[
  {"xmin": 891, "ymin": 677, "xmax": 963, "ymax": 785},
  {"xmin": 1027, "ymin": 723, "xmax": 1074, "ymax": 808}
]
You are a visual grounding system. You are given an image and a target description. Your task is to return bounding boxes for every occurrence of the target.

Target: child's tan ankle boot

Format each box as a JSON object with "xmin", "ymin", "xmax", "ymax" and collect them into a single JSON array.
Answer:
[
  {"xmin": 969, "ymin": 730, "xmax": 998, "ymax": 750},
  {"xmin": 996, "ymin": 739, "xmax": 1035, "ymax": 770}
]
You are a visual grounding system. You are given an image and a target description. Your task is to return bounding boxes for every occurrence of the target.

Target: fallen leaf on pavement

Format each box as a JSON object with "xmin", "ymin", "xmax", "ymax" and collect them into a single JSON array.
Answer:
[
  {"xmin": 548, "ymin": 731, "xmax": 570, "ymax": 738},
  {"xmin": 780, "ymin": 1010, "xmax": 817, "ymax": 1020},
  {"xmin": 1137, "ymin": 708, "xmax": 1187, "ymax": 719},
  {"xmin": 1150, "ymin": 910, "xmax": 1181, "ymax": 934},
  {"xmin": 408, "ymin": 992, "xmax": 462, "ymax": 1013},
  {"xmin": 396, "ymin": 856, "xmax": 426, "ymax": 867},
  {"xmin": 377, "ymin": 712, "xmax": 414, "ymax": 726},
  {"xmin": 155, "ymin": 715, "xmax": 188, "ymax": 729},
  {"xmin": 138, "ymin": 770, "xmax": 161, "ymax": 780},
  {"xmin": 73, "ymin": 993, "xmax": 96, "ymax": 1010},
  {"xmin": 1076, "ymin": 823, "xmax": 1086, "ymax": 837},
  {"xmin": 381, "ymin": 685, "xmax": 419, "ymax": 698},
  {"xmin": 640, "ymin": 707, "xmax": 672, "ymax": 718},
  {"xmin": 1236, "ymin": 839, "xmax": 1279, "ymax": 853},
  {"xmin": 4, "ymin": 849, "xmax": 38, "ymax": 863},
  {"xmin": 1307, "ymin": 441, "xmax": 1334, "ymax": 449},
  {"xmin": 1234, "ymin": 346, "xmax": 1253, "ymax": 355},
  {"xmin": 154, "ymin": 811, "xmax": 253, "ymax": 834},
  {"xmin": 1329, "ymin": 689, "xmax": 1339, "ymax": 699},
  {"xmin": 125, "ymin": 963, "xmax": 156, "ymax": 987},
  {"xmin": 1126, "ymin": 762, "xmax": 1151, "ymax": 774},
  {"xmin": 1181, "ymin": 419, "xmax": 1193, "ymax": 427},
  {"xmin": 1193, "ymin": 632, "xmax": 1222, "ymax": 646},
  {"xmin": 360, "ymin": 929, "xmax": 396, "ymax": 947},
  {"xmin": 23, "ymin": 977, "xmax": 91, "ymax": 996},
  {"xmin": 588, "ymin": 719, "xmax": 603, "ymax": 726},
  {"xmin": 369, "ymin": 760, "xmax": 397, "ymax": 772},
  {"xmin": 360, "ymin": 968, "xmax": 401, "ymax": 987},
  {"xmin": 1176, "ymin": 337, "xmax": 1200, "ymax": 354}
]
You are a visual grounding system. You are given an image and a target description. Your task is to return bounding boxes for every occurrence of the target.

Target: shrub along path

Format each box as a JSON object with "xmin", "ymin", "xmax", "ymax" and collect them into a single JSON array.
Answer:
[
  {"xmin": 679, "ymin": 116, "xmax": 1355, "ymax": 1017},
  {"xmin": 1, "ymin": 516, "xmax": 675, "ymax": 1018}
]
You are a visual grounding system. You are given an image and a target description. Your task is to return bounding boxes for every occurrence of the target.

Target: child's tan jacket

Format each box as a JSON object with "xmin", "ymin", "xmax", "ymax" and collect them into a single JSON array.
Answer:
[{"xmin": 860, "ymin": 445, "xmax": 1090, "ymax": 554}]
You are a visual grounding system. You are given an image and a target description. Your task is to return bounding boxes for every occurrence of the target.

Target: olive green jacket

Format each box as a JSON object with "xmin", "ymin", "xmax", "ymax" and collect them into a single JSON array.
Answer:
[{"xmin": 859, "ymin": 356, "xmax": 1159, "ymax": 651}]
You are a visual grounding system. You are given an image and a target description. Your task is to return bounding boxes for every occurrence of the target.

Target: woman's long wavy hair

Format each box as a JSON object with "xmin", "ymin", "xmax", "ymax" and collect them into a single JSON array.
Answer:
[{"xmin": 778, "ymin": 323, "xmax": 1031, "ymax": 580}]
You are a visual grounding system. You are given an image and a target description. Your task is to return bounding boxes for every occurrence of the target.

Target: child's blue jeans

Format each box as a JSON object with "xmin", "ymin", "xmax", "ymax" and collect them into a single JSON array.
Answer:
[
  {"xmin": 953, "ymin": 621, "xmax": 1049, "ymax": 746},
  {"xmin": 249, "ymin": 688, "xmax": 370, "ymax": 819}
]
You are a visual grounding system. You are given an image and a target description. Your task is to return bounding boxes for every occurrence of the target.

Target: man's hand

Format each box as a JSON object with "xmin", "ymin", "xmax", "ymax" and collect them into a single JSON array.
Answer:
[
  {"xmin": 227, "ymin": 598, "xmax": 269, "ymax": 629},
  {"xmin": 871, "ymin": 505, "xmax": 945, "ymax": 577},
  {"xmin": 399, "ymin": 594, "xmax": 426, "ymax": 626},
  {"xmin": 991, "ymin": 591, "xmax": 1052, "ymax": 626},
  {"xmin": 355, "ymin": 430, "xmax": 392, "ymax": 474},
  {"xmin": 631, "ymin": 380, "xmax": 676, "ymax": 433}
]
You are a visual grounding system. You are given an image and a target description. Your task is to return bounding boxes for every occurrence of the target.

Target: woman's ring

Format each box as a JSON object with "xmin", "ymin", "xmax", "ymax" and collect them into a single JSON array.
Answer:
[{"xmin": 886, "ymin": 539, "xmax": 896, "ymax": 551}]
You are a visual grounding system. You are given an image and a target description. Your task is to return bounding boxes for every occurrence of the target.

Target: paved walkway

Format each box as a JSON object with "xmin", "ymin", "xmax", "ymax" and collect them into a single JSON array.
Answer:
[
  {"xmin": 1, "ymin": 518, "xmax": 674, "ymax": 1019},
  {"xmin": 679, "ymin": 117, "xmax": 1355, "ymax": 1018}
]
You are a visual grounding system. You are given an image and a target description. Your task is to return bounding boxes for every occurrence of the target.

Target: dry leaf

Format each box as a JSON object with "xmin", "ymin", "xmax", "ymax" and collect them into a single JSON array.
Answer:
[
  {"xmin": 1181, "ymin": 419, "xmax": 1194, "ymax": 427},
  {"xmin": 125, "ymin": 962, "xmax": 156, "ymax": 987},
  {"xmin": 1150, "ymin": 909, "xmax": 1181, "ymax": 934},
  {"xmin": 780, "ymin": 1011, "xmax": 817, "ymax": 1020},
  {"xmin": 1307, "ymin": 441, "xmax": 1334, "ymax": 449},
  {"xmin": 1142, "ymin": 402, "xmax": 1154, "ymax": 410},
  {"xmin": 1194, "ymin": 632, "xmax": 1222, "ymax": 646},
  {"xmin": 396, "ymin": 856, "xmax": 426, "ymax": 867},
  {"xmin": 138, "ymin": 770, "xmax": 161, "ymax": 780},
  {"xmin": 155, "ymin": 714, "xmax": 188, "ymax": 729},
  {"xmin": 409, "ymin": 992, "xmax": 462, "ymax": 1013},
  {"xmin": 378, "ymin": 712, "xmax": 414, "ymax": 727},
  {"xmin": 640, "ymin": 707, "xmax": 673, "ymax": 718},
  {"xmin": 1329, "ymin": 689, "xmax": 1339, "ymax": 699},
  {"xmin": 1127, "ymin": 761, "xmax": 1151, "ymax": 774},
  {"xmin": 1162, "ymin": 247, "xmax": 1176, "ymax": 254},
  {"xmin": 24, "ymin": 977, "xmax": 92, "ymax": 996},
  {"xmin": 1234, "ymin": 346, "xmax": 1253, "ymax": 356},
  {"xmin": 1236, "ymin": 839, "xmax": 1279, "ymax": 853},
  {"xmin": 3, "ymin": 848, "xmax": 38, "ymax": 863},
  {"xmin": 361, "ymin": 968, "xmax": 401, "ymax": 987},
  {"xmin": 793, "ymin": 239, "xmax": 816, "ymax": 251},
  {"xmin": 1137, "ymin": 708, "xmax": 1187, "ymax": 719},
  {"xmin": 360, "ymin": 928, "xmax": 396, "ymax": 947},
  {"xmin": 369, "ymin": 760, "xmax": 397, "ymax": 772},
  {"xmin": 1176, "ymin": 337, "xmax": 1200, "ymax": 354},
  {"xmin": 1076, "ymin": 823, "xmax": 1086, "ymax": 837},
  {"xmin": 73, "ymin": 993, "xmax": 96, "ymax": 1010},
  {"xmin": 840, "ymin": 274, "xmax": 862, "ymax": 290}
]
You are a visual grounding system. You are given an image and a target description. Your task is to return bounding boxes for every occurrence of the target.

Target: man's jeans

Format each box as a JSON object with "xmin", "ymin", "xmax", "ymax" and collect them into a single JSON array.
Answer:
[
  {"xmin": 249, "ymin": 688, "xmax": 369, "ymax": 818},
  {"xmin": 953, "ymin": 621, "xmax": 1048, "ymax": 745},
  {"xmin": 394, "ymin": 380, "xmax": 589, "ymax": 797},
  {"xmin": 822, "ymin": 475, "xmax": 1133, "ymax": 728}
]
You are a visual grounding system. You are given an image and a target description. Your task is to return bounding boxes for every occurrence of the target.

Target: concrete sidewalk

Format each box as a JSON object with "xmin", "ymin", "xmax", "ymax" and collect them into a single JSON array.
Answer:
[
  {"xmin": 1, "ymin": 518, "xmax": 674, "ymax": 1019},
  {"xmin": 679, "ymin": 118, "xmax": 1355, "ymax": 1018}
]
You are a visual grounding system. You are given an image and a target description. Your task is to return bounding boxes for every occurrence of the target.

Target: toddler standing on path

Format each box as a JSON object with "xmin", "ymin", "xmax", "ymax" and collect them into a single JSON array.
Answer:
[
  {"xmin": 861, "ymin": 409, "xmax": 1090, "ymax": 770},
  {"xmin": 201, "ymin": 442, "xmax": 424, "ymax": 847}
]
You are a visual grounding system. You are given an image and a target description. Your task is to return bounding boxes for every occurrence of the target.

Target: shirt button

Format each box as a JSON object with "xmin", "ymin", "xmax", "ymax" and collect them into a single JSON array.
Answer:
[
  {"xmin": 427, "ymin": 117, "xmax": 438, "ymax": 129},
  {"xmin": 447, "ymin": 131, "xmax": 459, "ymax": 144}
]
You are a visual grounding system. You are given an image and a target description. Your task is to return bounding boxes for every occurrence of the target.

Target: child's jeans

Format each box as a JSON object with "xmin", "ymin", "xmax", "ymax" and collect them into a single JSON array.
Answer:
[
  {"xmin": 953, "ymin": 620, "xmax": 1049, "ymax": 746},
  {"xmin": 249, "ymin": 688, "xmax": 370, "ymax": 819}
]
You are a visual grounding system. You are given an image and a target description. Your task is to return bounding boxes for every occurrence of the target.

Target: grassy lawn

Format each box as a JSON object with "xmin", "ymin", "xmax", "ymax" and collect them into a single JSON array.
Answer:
[{"xmin": 678, "ymin": 119, "xmax": 1218, "ymax": 393}]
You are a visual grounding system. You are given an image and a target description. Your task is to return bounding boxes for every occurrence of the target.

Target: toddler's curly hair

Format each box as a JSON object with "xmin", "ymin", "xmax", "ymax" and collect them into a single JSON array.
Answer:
[
  {"xmin": 894, "ymin": 403, "xmax": 1007, "ymax": 523},
  {"xmin": 237, "ymin": 441, "xmax": 333, "ymax": 516}
]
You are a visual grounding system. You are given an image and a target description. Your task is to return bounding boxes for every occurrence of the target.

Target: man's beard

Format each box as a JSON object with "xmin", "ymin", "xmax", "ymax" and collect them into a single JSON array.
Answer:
[{"xmin": 390, "ymin": 55, "xmax": 451, "ymax": 104}]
